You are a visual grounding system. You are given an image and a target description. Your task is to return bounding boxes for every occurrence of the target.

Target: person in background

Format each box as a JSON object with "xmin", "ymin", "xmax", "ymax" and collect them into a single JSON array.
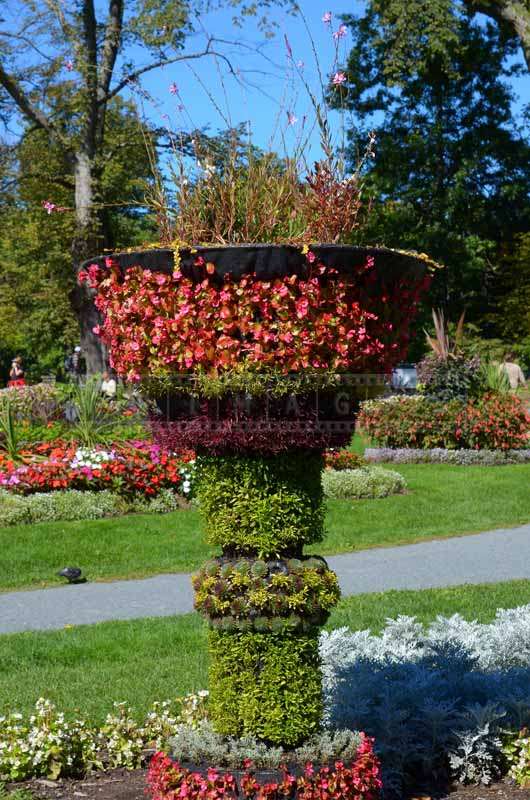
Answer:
[
  {"xmin": 101, "ymin": 370, "xmax": 117, "ymax": 400},
  {"xmin": 65, "ymin": 346, "xmax": 86, "ymax": 382},
  {"xmin": 8, "ymin": 356, "xmax": 25, "ymax": 387},
  {"xmin": 500, "ymin": 353, "xmax": 526, "ymax": 390}
]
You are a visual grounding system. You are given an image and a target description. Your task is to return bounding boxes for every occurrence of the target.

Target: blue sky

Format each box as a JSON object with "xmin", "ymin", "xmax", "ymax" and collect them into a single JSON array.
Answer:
[
  {"xmin": 132, "ymin": 1, "xmax": 530, "ymax": 167},
  {"xmin": 136, "ymin": 2, "xmax": 355, "ymax": 166},
  {"xmin": 1, "ymin": 0, "xmax": 528, "ymax": 167}
]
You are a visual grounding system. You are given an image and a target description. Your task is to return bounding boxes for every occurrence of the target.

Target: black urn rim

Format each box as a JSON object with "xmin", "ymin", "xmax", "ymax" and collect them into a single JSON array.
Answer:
[{"xmin": 81, "ymin": 243, "xmax": 439, "ymax": 282}]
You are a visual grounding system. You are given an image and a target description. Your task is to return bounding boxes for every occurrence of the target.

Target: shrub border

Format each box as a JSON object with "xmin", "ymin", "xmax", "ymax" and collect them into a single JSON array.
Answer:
[{"xmin": 364, "ymin": 447, "xmax": 530, "ymax": 465}]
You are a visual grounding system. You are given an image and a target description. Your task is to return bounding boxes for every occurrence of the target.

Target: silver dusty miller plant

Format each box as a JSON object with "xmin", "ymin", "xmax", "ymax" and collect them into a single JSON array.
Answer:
[{"xmin": 320, "ymin": 607, "xmax": 530, "ymax": 792}]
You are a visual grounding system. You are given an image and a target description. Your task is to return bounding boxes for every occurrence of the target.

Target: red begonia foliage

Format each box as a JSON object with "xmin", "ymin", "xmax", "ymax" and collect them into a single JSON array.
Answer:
[
  {"xmin": 146, "ymin": 735, "xmax": 382, "ymax": 800},
  {"xmin": 80, "ymin": 253, "xmax": 430, "ymax": 383}
]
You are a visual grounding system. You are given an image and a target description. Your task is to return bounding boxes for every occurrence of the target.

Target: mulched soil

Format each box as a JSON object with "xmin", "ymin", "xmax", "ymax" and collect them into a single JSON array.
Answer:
[{"xmin": 8, "ymin": 768, "xmax": 530, "ymax": 800}]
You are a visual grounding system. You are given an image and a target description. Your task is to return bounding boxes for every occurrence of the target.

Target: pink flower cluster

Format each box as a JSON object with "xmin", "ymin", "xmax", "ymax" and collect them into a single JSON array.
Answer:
[
  {"xmin": 81, "ymin": 253, "xmax": 427, "ymax": 382},
  {"xmin": 42, "ymin": 200, "xmax": 68, "ymax": 214},
  {"xmin": 147, "ymin": 736, "xmax": 382, "ymax": 800}
]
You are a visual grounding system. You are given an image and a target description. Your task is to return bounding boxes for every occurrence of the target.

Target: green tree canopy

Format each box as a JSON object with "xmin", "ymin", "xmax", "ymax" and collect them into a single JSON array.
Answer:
[
  {"xmin": 336, "ymin": 2, "xmax": 530, "ymax": 341},
  {"xmin": 0, "ymin": 98, "xmax": 156, "ymax": 382}
]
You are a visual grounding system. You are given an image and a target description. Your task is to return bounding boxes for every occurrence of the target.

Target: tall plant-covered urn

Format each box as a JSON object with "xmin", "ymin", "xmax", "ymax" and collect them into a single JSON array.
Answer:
[{"xmin": 82, "ymin": 243, "xmax": 433, "ymax": 746}]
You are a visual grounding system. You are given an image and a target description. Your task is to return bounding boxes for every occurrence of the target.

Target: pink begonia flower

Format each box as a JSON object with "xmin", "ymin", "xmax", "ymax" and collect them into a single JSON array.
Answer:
[
  {"xmin": 322, "ymin": 11, "xmax": 332, "ymax": 24},
  {"xmin": 333, "ymin": 24, "xmax": 348, "ymax": 40},
  {"xmin": 287, "ymin": 111, "xmax": 298, "ymax": 126},
  {"xmin": 169, "ymin": 83, "xmax": 178, "ymax": 95},
  {"xmin": 332, "ymin": 71, "xmax": 347, "ymax": 85}
]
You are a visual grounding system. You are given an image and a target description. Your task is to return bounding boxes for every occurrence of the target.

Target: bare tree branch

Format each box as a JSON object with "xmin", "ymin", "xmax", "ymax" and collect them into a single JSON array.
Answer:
[
  {"xmin": 98, "ymin": 0, "xmax": 124, "ymax": 100},
  {"xmin": 80, "ymin": 0, "xmax": 98, "ymax": 154},
  {"xmin": 0, "ymin": 31, "xmax": 56, "ymax": 63},
  {"xmin": 100, "ymin": 38, "xmax": 238, "ymax": 104},
  {"xmin": 465, "ymin": 0, "xmax": 530, "ymax": 69},
  {"xmin": 0, "ymin": 62, "xmax": 68, "ymax": 148},
  {"xmin": 96, "ymin": 0, "xmax": 124, "ymax": 145}
]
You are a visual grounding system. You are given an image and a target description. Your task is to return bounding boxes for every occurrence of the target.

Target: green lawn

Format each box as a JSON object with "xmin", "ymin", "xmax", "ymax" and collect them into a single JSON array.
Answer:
[
  {"xmin": 1, "ymin": 463, "xmax": 529, "ymax": 591},
  {"xmin": 2, "ymin": 579, "xmax": 530, "ymax": 721}
]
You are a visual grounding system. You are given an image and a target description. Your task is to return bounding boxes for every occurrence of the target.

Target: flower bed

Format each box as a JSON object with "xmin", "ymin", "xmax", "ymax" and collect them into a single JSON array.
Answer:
[
  {"xmin": 324, "ymin": 450, "xmax": 365, "ymax": 470},
  {"xmin": 147, "ymin": 743, "xmax": 382, "ymax": 800},
  {"xmin": 0, "ymin": 383, "xmax": 64, "ymax": 423},
  {"xmin": 365, "ymin": 447, "xmax": 530, "ymax": 465},
  {"xmin": 0, "ymin": 440, "xmax": 193, "ymax": 499},
  {"xmin": 0, "ymin": 693, "xmax": 209, "ymax": 781},
  {"xmin": 358, "ymin": 394, "xmax": 530, "ymax": 450}
]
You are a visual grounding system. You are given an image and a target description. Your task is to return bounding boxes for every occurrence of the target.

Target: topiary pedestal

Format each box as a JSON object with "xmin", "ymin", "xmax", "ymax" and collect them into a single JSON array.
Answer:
[
  {"xmin": 84, "ymin": 243, "xmax": 432, "ymax": 749},
  {"xmin": 193, "ymin": 450, "xmax": 334, "ymax": 745}
]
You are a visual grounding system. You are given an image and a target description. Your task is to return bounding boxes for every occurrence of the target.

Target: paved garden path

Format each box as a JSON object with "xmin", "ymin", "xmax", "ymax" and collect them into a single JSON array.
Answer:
[{"xmin": 2, "ymin": 523, "xmax": 530, "ymax": 634}]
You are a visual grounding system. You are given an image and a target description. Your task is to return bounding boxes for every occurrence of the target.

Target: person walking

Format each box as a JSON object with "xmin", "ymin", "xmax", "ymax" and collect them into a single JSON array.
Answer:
[
  {"xmin": 7, "ymin": 356, "xmax": 25, "ymax": 387},
  {"xmin": 65, "ymin": 346, "xmax": 86, "ymax": 383},
  {"xmin": 500, "ymin": 353, "xmax": 526, "ymax": 390}
]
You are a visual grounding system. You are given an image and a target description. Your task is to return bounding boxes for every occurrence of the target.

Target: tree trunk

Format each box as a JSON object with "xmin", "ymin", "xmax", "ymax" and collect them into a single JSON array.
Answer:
[
  {"xmin": 504, "ymin": 1, "xmax": 530, "ymax": 69},
  {"xmin": 467, "ymin": 1, "xmax": 530, "ymax": 70},
  {"xmin": 70, "ymin": 149, "xmax": 107, "ymax": 375}
]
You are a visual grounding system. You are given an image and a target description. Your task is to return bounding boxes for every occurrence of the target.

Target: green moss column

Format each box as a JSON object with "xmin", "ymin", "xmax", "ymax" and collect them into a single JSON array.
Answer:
[{"xmin": 194, "ymin": 451, "xmax": 339, "ymax": 746}]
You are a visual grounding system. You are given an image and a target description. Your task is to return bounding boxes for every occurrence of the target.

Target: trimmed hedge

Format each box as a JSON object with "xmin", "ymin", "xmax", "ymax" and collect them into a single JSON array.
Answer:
[
  {"xmin": 358, "ymin": 393, "xmax": 529, "ymax": 450},
  {"xmin": 322, "ymin": 467, "xmax": 406, "ymax": 499},
  {"xmin": 0, "ymin": 487, "xmax": 181, "ymax": 527},
  {"xmin": 195, "ymin": 452, "xmax": 324, "ymax": 556},
  {"xmin": 207, "ymin": 630, "xmax": 323, "ymax": 746}
]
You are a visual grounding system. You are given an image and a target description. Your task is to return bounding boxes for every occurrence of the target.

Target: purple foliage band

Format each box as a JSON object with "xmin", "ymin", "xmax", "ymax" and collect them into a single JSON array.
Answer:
[{"xmin": 149, "ymin": 418, "xmax": 355, "ymax": 454}]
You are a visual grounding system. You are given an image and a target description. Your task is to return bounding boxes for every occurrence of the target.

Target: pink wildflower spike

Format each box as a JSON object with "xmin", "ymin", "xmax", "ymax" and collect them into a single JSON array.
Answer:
[
  {"xmin": 332, "ymin": 71, "xmax": 347, "ymax": 85},
  {"xmin": 333, "ymin": 24, "xmax": 348, "ymax": 39},
  {"xmin": 284, "ymin": 34, "xmax": 293, "ymax": 58},
  {"xmin": 322, "ymin": 11, "xmax": 332, "ymax": 24},
  {"xmin": 296, "ymin": 60, "xmax": 304, "ymax": 69},
  {"xmin": 287, "ymin": 111, "xmax": 298, "ymax": 126},
  {"xmin": 169, "ymin": 82, "xmax": 178, "ymax": 95}
]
